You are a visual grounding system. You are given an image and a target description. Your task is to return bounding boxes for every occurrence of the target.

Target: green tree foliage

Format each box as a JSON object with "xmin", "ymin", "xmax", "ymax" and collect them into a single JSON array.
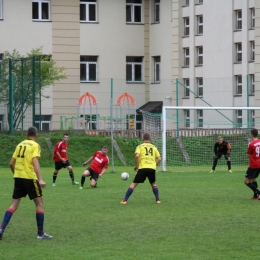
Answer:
[{"xmin": 0, "ymin": 47, "xmax": 67, "ymax": 129}]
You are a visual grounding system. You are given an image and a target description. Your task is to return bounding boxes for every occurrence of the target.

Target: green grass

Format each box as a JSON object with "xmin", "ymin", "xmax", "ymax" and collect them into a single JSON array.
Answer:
[{"xmin": 0, "ymin": 166, "xmax": 259, "ymax": 259}]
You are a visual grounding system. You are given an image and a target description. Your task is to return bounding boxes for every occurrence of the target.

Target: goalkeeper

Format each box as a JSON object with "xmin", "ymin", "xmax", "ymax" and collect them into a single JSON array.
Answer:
[{"xmin": 210, "ymin": 136, "xmax": 232, "ymax": 173}]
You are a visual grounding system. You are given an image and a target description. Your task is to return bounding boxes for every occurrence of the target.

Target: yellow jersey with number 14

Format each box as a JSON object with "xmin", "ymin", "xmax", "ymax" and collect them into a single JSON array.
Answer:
[
  {"xmin": 12, "ymin": 139, "xmax": 41, "ymax": 180},
  {"xmin": 135, "ymin": 143, "xmax": 160, "ymax": 170}
]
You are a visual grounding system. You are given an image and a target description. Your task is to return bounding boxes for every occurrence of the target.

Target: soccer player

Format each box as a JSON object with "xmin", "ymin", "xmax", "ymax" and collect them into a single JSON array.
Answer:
[
  {"xmin": 210, "ymin": 136, "xmax": 232, "ymax": 173},
  {"xmin": 120, "ymin": 132, "xmax": 161, "ymax": 205},
  {"xmin": 0, "ymin": 127, "xmax": 53, "ymax": 240},
  {"xmin": 244, "ymin": 128, "xmax": 260, "ymax": 200},
  {"xmin": 52, "ymin": 133, "xmax": 79, "ymax": 186},
  {"xmin": 79, "ymin": 146, "xmax": 109, "ymax": 189}
]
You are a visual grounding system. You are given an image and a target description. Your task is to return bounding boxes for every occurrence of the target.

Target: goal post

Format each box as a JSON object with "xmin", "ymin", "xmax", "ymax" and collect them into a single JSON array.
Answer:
[{"xmin": 157, "ymin": 106, "xmax": 260, "ymax": 172}]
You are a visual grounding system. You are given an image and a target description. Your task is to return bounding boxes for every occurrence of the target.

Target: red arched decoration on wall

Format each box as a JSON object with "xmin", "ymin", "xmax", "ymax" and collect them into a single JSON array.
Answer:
[
  {"xmin": 78, "ymin": 92, "xmax": 97, "ymax": 106},
  {"xmin": 116, "ymin": 93, "xmax": 135, "ymax": 106}
]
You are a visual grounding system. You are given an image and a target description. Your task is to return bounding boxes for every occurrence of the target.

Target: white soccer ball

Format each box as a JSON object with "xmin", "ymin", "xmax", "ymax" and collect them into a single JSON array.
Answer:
[{"xmin": 121, "ymin": 172, "xmax": 129, "ymax": 180}]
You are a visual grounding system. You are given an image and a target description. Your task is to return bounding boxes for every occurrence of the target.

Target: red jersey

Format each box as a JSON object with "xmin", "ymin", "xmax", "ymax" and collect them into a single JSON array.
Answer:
[
  {"xmin": 247, "ymin": 139, "xmax": 260, "ymax": 168},
  {"xmin": 89, "ymin": 151, "xmax": 109, "ymax": 174},
  {"xmin": 53, "ymin": 141, "xmax": 68, "ymax": 162}
]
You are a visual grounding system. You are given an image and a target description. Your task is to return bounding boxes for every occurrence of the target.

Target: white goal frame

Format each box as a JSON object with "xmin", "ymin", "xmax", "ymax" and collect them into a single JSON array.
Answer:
[{"xmin": 162, "ymin": 106, "xmax": 260, "ymax": 172}]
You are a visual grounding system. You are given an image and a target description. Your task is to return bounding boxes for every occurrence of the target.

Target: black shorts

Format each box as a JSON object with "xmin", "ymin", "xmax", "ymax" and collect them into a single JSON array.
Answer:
[
  {"xmin": 87, "ymin": 167, "xmax": 99, "ymax": 181},
  {"xmin": 245, "ymin": 168, "xmax": 260, "ymax": 179},
  {"xmin": 216, "ymin": 153, "xmax": 230, "ymax": 160},
  {"xmin": 55, "ymin": 160, "xmax": 71, "ymax": 170},
  {"xmin": 13, "ymin": 178, "xmax": 43, "ymax": 200},
  {"xmin": 133, "ymin": 168, "xmax": 156, "ymax": 184}
]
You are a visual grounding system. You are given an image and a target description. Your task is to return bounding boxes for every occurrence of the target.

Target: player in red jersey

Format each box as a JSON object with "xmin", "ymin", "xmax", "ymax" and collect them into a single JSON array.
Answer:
[
  {"xmin": 52, "ymin": 134, "xmax": 79, "ymax": 186},
  {"xmin": 244, "ymin": 128, "xmax": 260, "ymax": 199},
  {"xmin": 79, "ymin": 146, "xmax": 109, "ymax": 189}
]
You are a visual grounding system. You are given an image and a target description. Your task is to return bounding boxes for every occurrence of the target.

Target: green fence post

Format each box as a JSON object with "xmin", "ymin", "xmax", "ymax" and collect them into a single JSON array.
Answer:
[
  {"xmin": 32, "ymin": 56, "xmax": 36, "ymax": 128},
  {"xmin": 9, "ymin": 59, "xmax": 14, "ymax": 135},
  {"xmin": 246, "ymin": 74, "xmax": 250, "ymax": 133},
  {"xmin": 176, "ymin": 78, "xmax": 179, "ymax": 138},
  {"xmin": 110, "ymin": 78, "xmax": 115, "ymax": 173}
]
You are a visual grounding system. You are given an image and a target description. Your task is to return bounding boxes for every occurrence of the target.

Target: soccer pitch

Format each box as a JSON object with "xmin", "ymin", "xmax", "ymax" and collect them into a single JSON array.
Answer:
[{"xmin": 0, "ymin": 166, "xmax": 259, "ymax": 260}]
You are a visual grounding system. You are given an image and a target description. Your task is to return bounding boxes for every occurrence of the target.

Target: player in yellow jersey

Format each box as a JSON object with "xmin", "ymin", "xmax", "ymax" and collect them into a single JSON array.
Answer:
[
  {"xmin": 0, "ymin": 127, "xmax": 53, "ymax": 240},
  {"xmin": 120, "ymin": 132, "xmax": 161, "ymax": 205}
]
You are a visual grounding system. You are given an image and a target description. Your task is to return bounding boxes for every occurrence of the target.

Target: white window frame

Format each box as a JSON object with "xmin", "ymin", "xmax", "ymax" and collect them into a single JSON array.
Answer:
[
  {"xmin": 184, "ymin": 110, "xmax": 190, "ymax": 128},
  {"xmin": 250, "ymin": 41, "xmax": 255, "ymax": 61},
  {"xmin": 251, "ymin": 8, "xmax": 255, "ymax": 29},
  {"xmin": 197, "ymin": 78, "xmax": 203, "ymax": 97},
  {"xmin": 0, "ymin": 0, "xmax": 2, "ymax": 19},
  {"xmin": 153, "ymin": 56, "xmax": 160, "ymax": 83},
  {"xmin": 197, "ymin": 15, "xmax": 203, "ymax": 35},
  {"xmin": 126, "ymin": 1, "xmax": 142, "ymax": 24},
  {"xmin": 250, "ymin": 74, "xmax": 255, "ymax": 95},
  {"xmin": 126, "ymin": 57, "xmax": 143, "ymax": 82},
  {"xmin": 235, "ymin": 75, "xmax": 242, "ymax": 95},
  {"xmin": 185, "ymin": 0, "xmax": 189, "ymax": 6},
  {"xmin": 80, "ymin": 1, "xmax": 97, "ymax": 22},
  {"xmin": 197, "ymin": 110, "xmax": 203, "ymax": 128},
  {"xmin": 236, "ymin": 43, "xmax": 242, "ymax": 62},
  {"xmin": 80, "ymin": 56, "xmax": 98, "ymax": 82},
  {"xmin": 235, "ymin": 10, "xmax": 242, "ymax": 30},
  {"xmin": 154, "ymin": 0, "xmax": 160, "ymax": 23},
  {"xmin": 197, "ymin": 46, "xmax": 203, "ymax": 65},
  {"xmin": 183, "ymin": 78, "xmax": 190, "ymax": 98},
  {"xmin": 236, "ymin": 110, "xmax": 242, "ymax": 127},
  {"xmin": 32, "ymin": 0, "xmax": 50, "ymax": 21},
  {"xmin": 184, "ymin": 17, "xmax": 189, "ymax": 36},
  {"xmin": 184, "ymin": 48, "xmax": 189, "ymax": 67}
]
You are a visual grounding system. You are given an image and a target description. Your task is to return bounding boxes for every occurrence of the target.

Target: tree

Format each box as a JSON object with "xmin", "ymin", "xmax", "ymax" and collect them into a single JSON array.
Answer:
[{"xmin": 0, "ymin": 47, "xmax": 67, "ymax": 130}]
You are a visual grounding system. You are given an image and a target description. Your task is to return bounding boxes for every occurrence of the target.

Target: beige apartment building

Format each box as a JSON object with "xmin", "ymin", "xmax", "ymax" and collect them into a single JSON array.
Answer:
[{"xmin": 0, "ymin": 0, "xmax": 259, "ymax": 130}]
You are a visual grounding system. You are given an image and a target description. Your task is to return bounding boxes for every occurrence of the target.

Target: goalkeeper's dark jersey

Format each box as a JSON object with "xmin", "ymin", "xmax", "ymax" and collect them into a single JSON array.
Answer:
[{"xmin": 214, "ymin": 140, "xmax": 231, "ymax": 154}]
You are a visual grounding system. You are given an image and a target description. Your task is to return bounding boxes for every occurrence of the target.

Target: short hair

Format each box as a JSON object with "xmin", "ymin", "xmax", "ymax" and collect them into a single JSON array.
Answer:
[
  {"xmin": 64, "ymin": 133, "xmax": 69, "ymax": 137},
  {"xmin": 143, "ymin": 132, "xmax": 151, "ymax": 140},
  {"xmin": 251, "ymin": 128, "xmax": 258, "ymax": 138},
  {"xmin": 217, "ymin": 136, "xmax": 223, "ymax": 140},
  {"xmin": 102, "ymin": 146, "xmax": 108, "ymax": 150},
  {"xmin": 27, "ymin": 126, "xmax": 38, "ymax": 136}
]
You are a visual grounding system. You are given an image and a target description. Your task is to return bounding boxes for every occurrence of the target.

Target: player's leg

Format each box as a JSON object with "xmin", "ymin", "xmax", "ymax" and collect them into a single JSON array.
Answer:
[
  {"xmin": 244, "ymin": 168, "xmax": 260, "ymax": 199},
  {"xmin": 211, "ymin": 154, "xmax": 221, "ymax": 172},
  {"xmin": 148, "ymin": 170, "xmax": 160, "ymax": 204},
  {"xmin": 90, "ymin": 172, "xmax": 99, "ymax": 188},
  {"xmin": 66, "ymin": 162, "xmax": 79, "ymax": 185},
  {"xmin": 80, "ymin": 168, "xmax": 91, "ymax": 189},
  {"xmin": 52, "ymin": 162, "xmax": 62, "ymax": 186},
  {"xmin": 225, "ymin": 154, "xmax": 232, "ymax": 172}
]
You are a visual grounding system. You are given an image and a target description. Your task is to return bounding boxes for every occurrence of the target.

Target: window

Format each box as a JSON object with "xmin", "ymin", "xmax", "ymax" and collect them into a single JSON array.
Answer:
[
  {"xmin": 126, "ymin": 0, "xmax": 142, "ymax": 23},
  {"xmin": 126, "ymin": 56, "xmax": 143, "ymax": 82},
  {"xmin": 197, "ymin": 15, "xmax": 203, "ymax": 35},
  {"xmin": 185, "ymin": 0, "xmax": 189, "ymax": 6},
  {"xmin": 250, "ymin": 110, "xmax": 255, "ymax": 127},
  {"xmin": 184, "ymin": 17, "xmax": 189, "ymax": 36},
  {"xmin": 0, "ymin": 53, "xmax": 2, "ymax": 61},
  {"xmin": 235, "ymin": 10, "xmax": 242, "ymax": 30},
  {"xmin": 197, "ymin": 78, "xmax": 203, "ymax": 97},
  {"xmin": 197, "ymin": 46, "xmax": 203, "ymax": 65},
  {"xmin": 250, "ymin": 74, "xmax": 255, "ymax": 95},
  {"xmin": 198, "ymin": 0, "xmax": 203, "ymax": 3},
  {"xmin": 250, "ymin": 41, "xmax": 255, "ymax": 61},
  {"xmin": 235, "ymin": 75, "xmax": 242, "ymax": 95},
  {"xmin": 80, "ymin": 56, "xmax": 98, "ymax": 82},
  {"xmin": 80, "ymin": 0, "xmax": 97, "ymax": 22},
  {"xmin": 35, "ymin": 115, "xmax": 51, "ymax": 131},
  {"xmin": 154, "ymin": 0, "xmax": 160, "ymax": 23},
  {"xmin": 80, "ymin": 115, "xmax": 97, "ymax": 130},
  {"xmin": 183, "ymin": 78, "xmax": 190, "ymax": 98},
  {"xmin": 153, "ymin": 56, "xmax": 160, "ymax": 83},
  {"xmin": 32, "ymin": 0, "xmax": 50, "ymax": 20},
  {"xmin": 236, "ymin": 110, "xmax": 242, "ymax": 127},
  {"xmin": 251, "ymin": 8, "xmax": 255, "ymax": 29},
  {"xmin": 197, "ymin": 110, "xmax": 203, "ymax": 128},
  {"xmin": 235, "ymin": 43, "xmax": 242, "ymax": 62},
  {"xmin": 0, "ymin": 0, "xmax": 2, "ymax": 19},
  {"xmin": 184, "ymin": 110, "xmax": 190, "ymax": 128},
  {"xmin": 184, "ymin": 48, "xmax": 189, "ymax": 66}
]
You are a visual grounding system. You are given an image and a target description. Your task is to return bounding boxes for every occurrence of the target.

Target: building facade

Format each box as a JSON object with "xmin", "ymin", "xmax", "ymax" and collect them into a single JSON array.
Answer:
[{"xmin": 0, "ymin": 0, "xmax": 259, "ymax": 130}]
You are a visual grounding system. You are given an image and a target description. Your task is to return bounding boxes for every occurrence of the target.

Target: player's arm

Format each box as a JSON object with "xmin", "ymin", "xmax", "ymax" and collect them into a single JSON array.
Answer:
[
  {"xmin": 32, "ymin": 157, "xmax": 46, "ymax": 188},
  {"xmin": 214, "ymin": 143, "xmax": 217, "ymax": 154},
  {"xmin": 227, "ymin": 143, "xmax": 231, "ymax": 154},
  {"xmin": 134, "ymin": 153, "xmax": 140, "ymax": 171},
  {"xmin": 9, "ymin": 157, "xmax": 16, "ymax": 174},
  {"xmin": 156, "ymin": 156, "xmax": 161, "ymax": 166},
  {"xmin": 99, "ymin": 167, "xmax": 107, "ymax": 177},
  {"xmin": 82, "ymin": 156, "xmax": 94, "ymax": 166}
]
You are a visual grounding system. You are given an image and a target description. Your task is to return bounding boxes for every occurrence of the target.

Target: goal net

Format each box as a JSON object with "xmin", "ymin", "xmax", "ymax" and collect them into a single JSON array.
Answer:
[{"xmin": 141, "ymin": 107, "xmax": 260, "ymax": 172}]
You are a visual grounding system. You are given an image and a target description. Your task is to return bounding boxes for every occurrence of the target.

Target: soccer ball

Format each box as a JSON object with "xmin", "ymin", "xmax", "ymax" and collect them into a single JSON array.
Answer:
[{"xmin": 121, "ymin": 172, "xmax": 129, "ymax": 180}]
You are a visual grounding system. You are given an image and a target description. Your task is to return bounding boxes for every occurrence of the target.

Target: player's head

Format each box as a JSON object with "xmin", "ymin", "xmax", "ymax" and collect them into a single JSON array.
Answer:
[
  {"xmin": 62, "ymin": 133, "xmax": 69, "ymax": 142},
  {"xmin": 217, "ymin": 136, "xmax": 223, "ymax": 144},
  {"xmin": 101, "ymin": 146, "xmax": 108, "ymax": 155},
  {"xmin": 251, "ymin": 128, "xmax": 258, "ymax": 138},
  {"xmin": 27, "ymin": 126, "xmax": 38, "ymax": 138},
  {"xmin": 143, "ymin": 132, "xmax": 151, "ymax": 142}
]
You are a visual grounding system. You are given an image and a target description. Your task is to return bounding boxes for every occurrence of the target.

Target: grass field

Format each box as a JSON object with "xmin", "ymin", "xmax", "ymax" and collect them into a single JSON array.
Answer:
[{"xmin": 0, "ymin": 166, "xmax": 259, "ymax": 260}]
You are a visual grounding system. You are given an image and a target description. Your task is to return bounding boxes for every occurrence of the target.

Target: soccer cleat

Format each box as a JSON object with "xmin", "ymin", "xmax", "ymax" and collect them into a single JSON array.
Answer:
[
  {"xmin": 209, "ymin": 170, "xmax": 215, "ymax": 173},
  {"xmin": 72, "ymin": 181, "xmax": 79, "ymax": 185},
  {"xmin": 156, "ymin": 200, "xmax": 161, "ymax": 204},
  {"xmin": 52, "ymin": 182, "xmax": 56, "ymax": 187},
  {"xmin": 37, "ymin": 233, "xmax": 53, "ymax": 239},
  {"xmin": 120, "ymin": 201, "xmax": 127, "ymax": 205},
  {"xmin": 257, "ymin": 196, "xmax": 260, "ymax": 200},
  {"xmin": 0, "ymin": 228, "xmax": 3, "ymax": 240},
  {"xmin": 79, "ymin": 186, "xmax": 83, "ymax": 190},
  {"xmin": 228, "ymin": 170, "xmax": 232, "ymax": 173}
]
